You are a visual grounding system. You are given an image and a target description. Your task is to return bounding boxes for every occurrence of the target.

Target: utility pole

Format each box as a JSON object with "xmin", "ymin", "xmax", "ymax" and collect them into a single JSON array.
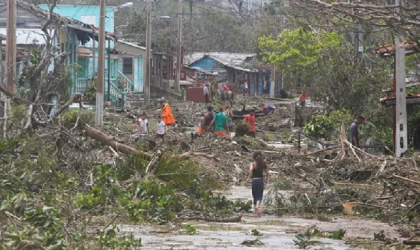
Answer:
[
  {"xmin": 174, "ymin": 0, "xmax": 182, "ymax": 92},
  {"xmin": 270, "ymin": 65, "xmax": 275, "ymax": 98},
  {"xmin": 4, "ymin": 0, "xmax": 16, "ymax": 139},
  {"xmin": 95, "ymin": 0, "xmax": 105, "ymax": 127},
  {"xmin": 394, "ymin": 0, "xmax": 407, "ymax": 157},
  {"xmin": 144, "ymin": 0, "xmax": 152, "ymax": 105},
  {"xmin": 6, "ymin": 0, "xmax": 16, "ymax": 93}
]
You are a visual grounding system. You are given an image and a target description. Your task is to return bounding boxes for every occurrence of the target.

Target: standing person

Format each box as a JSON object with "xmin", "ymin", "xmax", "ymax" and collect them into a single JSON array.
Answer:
[
  {"xmin": 208, "ymin": 107, "xmax": 229, "ymax": 137},
  {"xmin": 161, "ymin": 97, "xmax": 176, "ymax": 126},
  {"xmin": 197, "ymin": 106, "xmax": 214, "ymax": 133},
  {"xmin": 224, "ymin": 106, "xmax": 233, "ymax": 132},
  {"xmin": 155, "ymin": 115, "xmax": 166, "ymax": 141},
  {"xmin": 244, "ymin": 109, "xmax": 256, "ymax": 137},
  {"xmin": 203, "ymin": 84, "xmax": 210, "ymax": 104},
  {"xmin": 243, "ymin": 81, "xmax": 249, "ymax": 97},
  {"xmin": 299, "ymin": 92, "xmax": 307, "ymax": 107},
  {"xmin": 245, "ymin": 151, "xmax": 269, "ymax": 217},
  {"xmin": 262, "ymin": 105, "xmax": 275, "ymax": 115},
  {"xmin": 223, "ymin": 83, "xmax": 230, "ymax": 99},
  {"xmin": 136, "ymin": 112, "xmax": 149, "ymax": 136},
  {"xmin": 349, "ymin": 116, "xmax": 365, "ymax": 148},
  {"xmin": 360, "ymin": 119, "xmax": 376, "ymax": 146}
]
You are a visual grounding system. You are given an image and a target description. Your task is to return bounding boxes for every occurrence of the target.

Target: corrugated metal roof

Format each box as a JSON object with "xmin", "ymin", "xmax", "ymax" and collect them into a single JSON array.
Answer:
[
  {"xmin": 0, "ymin": 28, "xmax": 46, "ymax": 44},
  {"xmin": 116, "ymin": 40, "xmax": 147, "ymax": 51},
  {"xmin": 374, "ymin": 42, "xmax": 418, "ymax": 56},
  {"xmin": 0, "ymin": 1, "xmax": 118, "ymax": 41},
  {"xmin": 184, "ymin": 52, "xmax": 258, "ymax": 72}
]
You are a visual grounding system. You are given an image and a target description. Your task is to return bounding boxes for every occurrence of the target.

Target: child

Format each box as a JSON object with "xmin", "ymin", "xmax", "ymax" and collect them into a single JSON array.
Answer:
[
  {"xmin": 156, "ymin": 115, "xmax": 166, "ymax": 141},
  {"xmin": 136, "ymin": 112, "xmax": 149, "ymax": 136}
]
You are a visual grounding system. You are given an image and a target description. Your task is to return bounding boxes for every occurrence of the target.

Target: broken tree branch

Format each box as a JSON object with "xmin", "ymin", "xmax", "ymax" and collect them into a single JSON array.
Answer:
[
  {"xmin": 343, "ymin": 140, "xmax": 362, "ymax": 162},
  {"xmin": 393, "ymin": 174, "xmax": 420, "ymax": 185},
  {"xmin": 54, "ymin": 93, "xmax": 83, "ymax": 117},
  {"xmin": 339, "ymin": 123, "xmax": 346, "ymax": 160},
  {"xmin": 303, "ymin": 145, "xmax": 340, "ymax": 156},
  {"xmin": 84, "ymin": 125, "xmax": 152, "ymax": 160},
  {"xmin": 179, "ymin": 151, "xmax": 220, "ymax": 161}
]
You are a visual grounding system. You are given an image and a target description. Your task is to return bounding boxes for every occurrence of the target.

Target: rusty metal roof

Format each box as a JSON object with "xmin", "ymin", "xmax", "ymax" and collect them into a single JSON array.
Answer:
[
  {"xmin": 374, "ymin": 41, "xmax": 418, "ymax": 56},
  {"xmin": 380, "ymin": 94, "xmax": 420, "ymax": 106}
]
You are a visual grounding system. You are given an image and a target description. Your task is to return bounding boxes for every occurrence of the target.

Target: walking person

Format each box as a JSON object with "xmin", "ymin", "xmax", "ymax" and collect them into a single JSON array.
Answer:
[
  {"xmin": 155, "ymin": 115, "xmax": 166, "ymax": 141},
  {"xmin": 224, "ymin": 106, "xmax": 233, "ymax": 132},
  {"xmin": 243, "ymin": 81, "xmax": 249, "ymax": 97},
  {"xmin": 197, "ymin": 106, "xmax": 214, "ymax": 133},
  {"xmin": 136, "ymin": 112, "xmax": 149, "ymax": 136},
  {"xmin": 208, "ymin": 107, "xmax": 230, "ymax": 137},
  {"xmin": 244, "ymin": 109, "xmax": 256, "ymax": 137},
  {"xmin": 160, "ymin": 97, "xmax": 176, "ymax": 126},
  {"xmin": 349, "ymin": 116, "xmax": 365, "ymax": 148},
  {"xmin": 245, "ymin": 151, "xmax": 270, "ymax": 217},
  {"xmin": 203, "ymin": 84, "xmax": 210, "ymax": 104}
]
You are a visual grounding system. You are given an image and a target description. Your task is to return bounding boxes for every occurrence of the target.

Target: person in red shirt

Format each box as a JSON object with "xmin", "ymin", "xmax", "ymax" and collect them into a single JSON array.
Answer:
[
  {"xmin": 223, "ymin": 83, "xmax": 230, "ymax": 91},
  {"xmin": 244, "ymin": 109, "xmax": 256, "ymax": 137},
  {"xmin": 299, "ymin": 92, "xmax": 307, "ymax": 107}
]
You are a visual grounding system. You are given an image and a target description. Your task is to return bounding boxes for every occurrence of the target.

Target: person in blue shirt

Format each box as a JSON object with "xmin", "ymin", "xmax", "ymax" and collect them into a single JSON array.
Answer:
[
  {"xmin": 262, "ymin": 105, "xmax": 275, "ymax": 115},
  {"xmin": 349, "ymin": 116, "xmax": 365, "ymax": 148}
]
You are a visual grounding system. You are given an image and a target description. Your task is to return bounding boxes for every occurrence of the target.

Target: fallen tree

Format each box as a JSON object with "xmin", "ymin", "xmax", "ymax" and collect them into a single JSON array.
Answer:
[{"xmin": 84, "ymin": 125, "xmax": 152, "ymax": 160}]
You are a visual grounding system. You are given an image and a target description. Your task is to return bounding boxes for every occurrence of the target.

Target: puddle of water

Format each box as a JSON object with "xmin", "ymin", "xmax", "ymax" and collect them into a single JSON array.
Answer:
[{"xmin": 117, "ymin": 184, "xmax": 402, "ymax": 249}]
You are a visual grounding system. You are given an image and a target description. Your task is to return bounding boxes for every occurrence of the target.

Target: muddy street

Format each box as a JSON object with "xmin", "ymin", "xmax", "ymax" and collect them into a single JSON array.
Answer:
[{"xmin": 119, "ymin": 185, "xmax": 401, "ymax": 250}]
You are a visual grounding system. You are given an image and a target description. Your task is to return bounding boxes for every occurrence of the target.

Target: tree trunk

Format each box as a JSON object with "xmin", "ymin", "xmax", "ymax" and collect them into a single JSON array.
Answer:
[{"xmin": 84, "ymin": 125, "xmax": 152, "ymax": 160}]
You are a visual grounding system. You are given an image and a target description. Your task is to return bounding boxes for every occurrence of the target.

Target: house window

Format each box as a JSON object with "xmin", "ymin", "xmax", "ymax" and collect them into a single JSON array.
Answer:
[{"xmin": 122, "ymin": 57, "xmax": 133, "ymax": 74}]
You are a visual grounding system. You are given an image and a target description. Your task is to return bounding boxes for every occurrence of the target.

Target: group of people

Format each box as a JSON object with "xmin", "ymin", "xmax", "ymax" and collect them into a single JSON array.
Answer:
[
  {"xmin": 197, "ymin": 105, "xmax": 233, "ymax": 137},
  {"xmin": 136, "ymin": 98, "xmax": 176, "ymax": 141},
  {"xmin": 349, "ymin": 115, "xmax": 376, "ymax": 148}
]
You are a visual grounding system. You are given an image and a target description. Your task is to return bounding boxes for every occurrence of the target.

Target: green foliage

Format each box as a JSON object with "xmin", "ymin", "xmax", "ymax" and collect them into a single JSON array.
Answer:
[
  {"xmin": 259, "ymin": 28, "xmax": 342, "ymax": 81},
  {"xmin": 330, "ymin": 229, "xmax": 346, "ymax": 240},
  {"xmin": 84, "ymin": 77, "xmax": 97, "ymax": 103},
  {"xmin": 119, "ymin": 179, "xmax": 182, "ymax": 224},
  {"xmin": 251, "ymin": 229, "xmax": 262, "ymax": 236},
  {"xmin": 186, "ymin": 180, "xmax": 252, "ymax": 214},
  {"xmin": 293, "ymin": 233, "xmax": 310, "ymax": 249},
  {"xmin": 294, "ymin": 226, "xmax": 346, "ymax": 248},
  {"xmin": 235, "ymin": 122, "xmax": 250, "ymax": 137},
  {"xmin": 182, "ymin": 225, "xmax": 197, "ymax": 235},
  {"xmin": 304, "ymin": 109, "xmax": 352, "ymax": 140},
  {"xmin": 61, "ymin": 109, "xmax": 95, "ymax": 129},
  {"xmin": 97, "ymin": 228, "xmax": 141, "ymax": 249}
]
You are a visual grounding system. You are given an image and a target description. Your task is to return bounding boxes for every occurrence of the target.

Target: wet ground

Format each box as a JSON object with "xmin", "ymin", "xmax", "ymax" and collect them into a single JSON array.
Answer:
[{"xmin": 119, "ymin": 186, "xmax": 401, "ymax": 249}]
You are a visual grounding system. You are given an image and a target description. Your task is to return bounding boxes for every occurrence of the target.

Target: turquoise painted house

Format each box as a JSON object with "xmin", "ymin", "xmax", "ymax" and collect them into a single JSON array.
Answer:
[
  {"xmin": 38, "ymin": 3, "xmax": 133, "ymax": 100},
  {"xmin": 0, "ymin": 1, "xmax": 119, "ymax": 97}
]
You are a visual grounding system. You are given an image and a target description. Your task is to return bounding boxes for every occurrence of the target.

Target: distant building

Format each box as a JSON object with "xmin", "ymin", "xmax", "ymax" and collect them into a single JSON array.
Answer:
[{"xmin": 184, "ymin": 52, "xmax": 274, "ymax": 95}]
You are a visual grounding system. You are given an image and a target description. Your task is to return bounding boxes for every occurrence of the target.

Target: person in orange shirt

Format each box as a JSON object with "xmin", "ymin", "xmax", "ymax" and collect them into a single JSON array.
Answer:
[
  {"xmin": 160, "ymin": 98, "xmax": 175, "ymax": 126},
  {"xmin": 244, "ymin": 109, "xmax": 256, "ymax": 137}
]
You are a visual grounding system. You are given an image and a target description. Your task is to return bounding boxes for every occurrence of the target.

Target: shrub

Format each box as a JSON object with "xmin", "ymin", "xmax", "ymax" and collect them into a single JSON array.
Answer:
[
  {"xmin": 235, "ymin": 122, "xmax": 250, "ymax": 137},
  {"xmin": 61, "ymin": 109, "xmax": 94, "ymax": 129},
  {"xmin": 304, "ymin": 109, "xmax": 352, "ymax": 140}
]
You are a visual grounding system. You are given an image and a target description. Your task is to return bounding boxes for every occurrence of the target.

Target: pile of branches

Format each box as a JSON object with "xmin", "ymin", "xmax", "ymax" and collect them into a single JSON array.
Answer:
[{"xmin": 303, "ymin": 124, "xmax": 388, "ymax": 164}]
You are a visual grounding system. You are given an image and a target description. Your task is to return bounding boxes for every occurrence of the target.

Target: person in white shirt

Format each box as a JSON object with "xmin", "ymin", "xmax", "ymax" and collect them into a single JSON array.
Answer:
[
  {"xmin": 203, "ymin": 84, "xmax": 210, "ymax": 104},
  {"xmin": 136, "ymin": 112, "xmax": 149, "ymax": 135},
  {"xmin": 155, "ymin": 115, "xmax": 166, "ymax": 141},
  {"xmin": 243, "ymin": 81, "xmax": 249, "ymax": 96}
]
